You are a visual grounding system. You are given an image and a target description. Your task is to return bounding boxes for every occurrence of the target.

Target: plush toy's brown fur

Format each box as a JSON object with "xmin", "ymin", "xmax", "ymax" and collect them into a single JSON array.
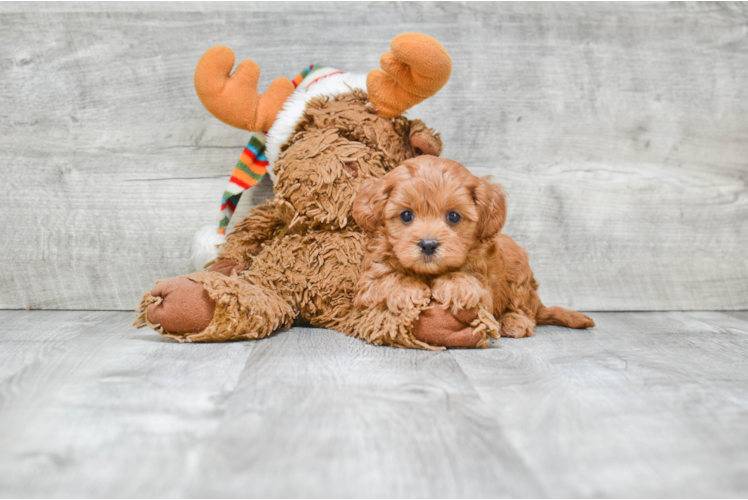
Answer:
[
  {"xmin": 353, "ymin": 156, "xmax": 595, "ymax": 340},
  {"xmin": 134, "ymin": 90, "xmax": 495, "ymax": 349}
]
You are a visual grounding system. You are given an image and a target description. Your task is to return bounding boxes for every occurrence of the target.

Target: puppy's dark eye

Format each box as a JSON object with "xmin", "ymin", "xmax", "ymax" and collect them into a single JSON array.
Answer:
[
  {"xmin": 400, "ymin": 210, "xmax": 414, "ymax": 223},
  {"xmin": 447, "ymin": 211, "xmax": 461, "ymax": 224},
  {"xmin": 414, "ymin": 147, "xmax": 423, "ymax": 156}
]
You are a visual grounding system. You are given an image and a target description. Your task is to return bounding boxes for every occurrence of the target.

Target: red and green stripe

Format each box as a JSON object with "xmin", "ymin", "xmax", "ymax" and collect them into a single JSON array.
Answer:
[{"xmin": 218, "ymin": 133, "xmax": 268, "ymax": 234}]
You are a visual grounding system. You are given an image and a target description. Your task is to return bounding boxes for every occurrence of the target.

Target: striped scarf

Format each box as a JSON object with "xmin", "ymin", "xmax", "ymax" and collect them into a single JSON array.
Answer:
[{"xmin": 217, "ymin": 133, "xmax": 268, "ymax": 234}]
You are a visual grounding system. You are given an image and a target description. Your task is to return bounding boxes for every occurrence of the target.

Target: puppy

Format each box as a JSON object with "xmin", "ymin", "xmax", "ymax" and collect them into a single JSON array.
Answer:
[{"xmin": 352, "ymin": 155, "xmax": 594, "ymax": 341}]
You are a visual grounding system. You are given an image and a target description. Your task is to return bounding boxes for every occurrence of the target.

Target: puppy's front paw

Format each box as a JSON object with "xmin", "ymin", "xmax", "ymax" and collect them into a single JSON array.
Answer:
[
  {"xmin": 431, "ymin": 274, "xmax": 492, "ymax": 313},
  {"xmin": 500, "ymin": 312, "xmax": 535, "ymax": 338},
  {"xmin": 385, "ymin": 281, "xmax": 431, "ymax": 314}
]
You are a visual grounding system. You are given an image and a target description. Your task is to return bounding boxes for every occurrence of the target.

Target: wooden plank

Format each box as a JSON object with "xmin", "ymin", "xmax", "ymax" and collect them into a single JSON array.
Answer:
[
  {"xmin": 0, "ymin": 1, "xmax": 432, "ymax": 13},
  {"xmin": 0, "ymin": 309, "xmax": 112, "ymax": 343},
  {"xmin": 452, "ymin": 312, "xmax": 748, "ymax": 497},
  {"xmin": 0, "ymin": 148, "xmax": 275, "ymax": 310},
  {"xmin": 685, "ymin": 310, "xmax": 748, "ymax": 336},
  {"xmin": 1, "ymin": 2, "xmax": 747, "ymax": 310},
  {"xmin": 8, "ymin": 1, "xmax": 740, "ymax": 16},
  {"xmin": 0, "ymin": 311, "xmax": 255, "ymax": 498},
  {"xmin": 180, "ymin": 328, "xmax": 542, "ymax": 498},
  {"xmin": 0, "ymin": 310, "xmax": 114, "ymax": 391}
]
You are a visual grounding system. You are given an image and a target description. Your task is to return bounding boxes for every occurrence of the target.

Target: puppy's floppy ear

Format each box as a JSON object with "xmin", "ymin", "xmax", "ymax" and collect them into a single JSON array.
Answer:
[
  {"xmin": 473, "ymin": 178, "xmax": 507, "ymax": 240},
  {"xmin": 353, "ymin": 177, "xmax": 389, "ymax": 234}
]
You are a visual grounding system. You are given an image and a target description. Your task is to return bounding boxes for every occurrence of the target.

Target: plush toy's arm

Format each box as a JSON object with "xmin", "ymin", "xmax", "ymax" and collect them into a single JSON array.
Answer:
[
  {"xmin": 416, "ymin": 272, "xmax": 499, "ymax": 347},
  {"xmin": 214, "ymin": 202, "xmax": 285, "ymax": 270}
]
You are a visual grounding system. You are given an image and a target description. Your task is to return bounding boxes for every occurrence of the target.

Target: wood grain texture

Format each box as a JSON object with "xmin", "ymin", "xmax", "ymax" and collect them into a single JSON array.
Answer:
[
  {"xmin": 1, "ymin": 2, "xmax": 747, "ymax": 310},
  {"xmin": 0, "ymin": 310, "xmax": 114, "ymax": 394},
  {"xmin": 453, "ymin": 311, "xmax": 748, "ymax": 498},
  {"xmin": 181, "ymin": 329, "xmax": 542, "ymax": 498},
  {"xmin": 1, "ymin": 311, "xmax": 748, "ymax": 497},
  {"xmin": 0, "ymin": 311, "xmax": 255, "ymax": 498}
]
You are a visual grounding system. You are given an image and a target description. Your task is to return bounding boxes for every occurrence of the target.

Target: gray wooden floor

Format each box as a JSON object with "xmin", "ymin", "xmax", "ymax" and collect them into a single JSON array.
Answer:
[{"xmin": 0, "ymin": 311, "xmax": 746, "ymax": 498}]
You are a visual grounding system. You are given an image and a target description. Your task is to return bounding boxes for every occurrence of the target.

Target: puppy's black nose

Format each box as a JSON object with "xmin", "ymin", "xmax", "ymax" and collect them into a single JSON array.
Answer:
[{"xmin": 419, "ymin": 239, "xmax": 439, "ymax": 256}]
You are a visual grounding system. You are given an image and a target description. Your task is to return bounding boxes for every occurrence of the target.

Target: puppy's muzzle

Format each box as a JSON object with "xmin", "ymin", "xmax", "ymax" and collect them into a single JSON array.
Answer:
[{"xmin": 418, "ymin": 239, "xmax": 439, "ymax": 256}]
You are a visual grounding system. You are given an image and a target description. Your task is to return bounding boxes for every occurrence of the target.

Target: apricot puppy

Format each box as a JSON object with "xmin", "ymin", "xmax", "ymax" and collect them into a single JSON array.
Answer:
[{"xmin": 352, "ymin": 155, "xmax": 594, "ymax": 343}]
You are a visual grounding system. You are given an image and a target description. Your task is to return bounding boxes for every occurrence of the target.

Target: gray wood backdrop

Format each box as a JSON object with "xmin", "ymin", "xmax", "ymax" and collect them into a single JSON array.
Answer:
[{"xmin": 1, "ymin": 2, "xmax": 747, "ymax": 311}]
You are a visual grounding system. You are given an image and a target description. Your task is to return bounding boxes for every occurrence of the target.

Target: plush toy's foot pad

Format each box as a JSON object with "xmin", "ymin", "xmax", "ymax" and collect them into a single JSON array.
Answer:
[
  {"xmin": 412, "ymin": 301, "xmax": 497, "ymax": 348},
  {"xmin": 133, "ymin": 277, "xmax": 215, "ymax": 336}
]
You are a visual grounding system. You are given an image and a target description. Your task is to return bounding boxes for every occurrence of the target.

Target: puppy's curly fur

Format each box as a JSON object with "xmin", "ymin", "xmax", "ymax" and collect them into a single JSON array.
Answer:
[{"xmin": 353, "ymin": 155, "xmax": 595, "ymax": 339}]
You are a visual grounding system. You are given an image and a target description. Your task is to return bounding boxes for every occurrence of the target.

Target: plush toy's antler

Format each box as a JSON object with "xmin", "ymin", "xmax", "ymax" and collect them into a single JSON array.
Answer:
[
  {"xmin": 194, "ymin": 46, "xmax": 295, "ymax": 132},
  {"xmin": 367, "ymin": 33, "xmax": 452, "ymax": 119}
]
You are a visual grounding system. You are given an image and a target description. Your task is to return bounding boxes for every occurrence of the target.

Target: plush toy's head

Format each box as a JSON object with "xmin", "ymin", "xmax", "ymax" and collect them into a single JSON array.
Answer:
[
  {"xmin": 190, "ymin": 33, "xmax": 452, "ymax": 269},
  {"xmin": 270, "ymin": 89, "xmax": 443, "ymax": 230}
]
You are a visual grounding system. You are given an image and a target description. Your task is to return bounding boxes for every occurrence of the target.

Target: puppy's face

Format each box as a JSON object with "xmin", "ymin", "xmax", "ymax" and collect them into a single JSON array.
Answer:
[{"xmin": 353, "ymin": 156, "xmax": 507, "ymax": 275}]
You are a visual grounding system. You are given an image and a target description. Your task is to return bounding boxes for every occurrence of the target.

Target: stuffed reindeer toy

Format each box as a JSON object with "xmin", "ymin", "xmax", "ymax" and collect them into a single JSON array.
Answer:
[{"xmin": 135, "ymin": 33, "xmax": 498, "ymax": 349}]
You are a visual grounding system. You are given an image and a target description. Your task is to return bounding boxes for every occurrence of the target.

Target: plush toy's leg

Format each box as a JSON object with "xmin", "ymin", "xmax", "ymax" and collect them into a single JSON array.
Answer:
[
  {"xmin": 134, "ymin": 271, "xmax": 295, "ymax": 342},
  {"xmin": 213, "ymin": 202, "xmax": 285, "ymax": 270},
  {"xmin": 134, "ymin": 277, "xmax": 216, "ymax": 335},
  {"xmin": 330, "ymin": 297, "xmax": 498, "ymax": 350},
  {"xmin": 312, "ymin": 287, "xmax": 425, "ymax": 349},
  {"xmin": 411, "ymin": 301, "xmax": 499, "ymax": 348},
  {"xmin": 345, "ymin": 307, "xmax": 444, "ymax": 351}
]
